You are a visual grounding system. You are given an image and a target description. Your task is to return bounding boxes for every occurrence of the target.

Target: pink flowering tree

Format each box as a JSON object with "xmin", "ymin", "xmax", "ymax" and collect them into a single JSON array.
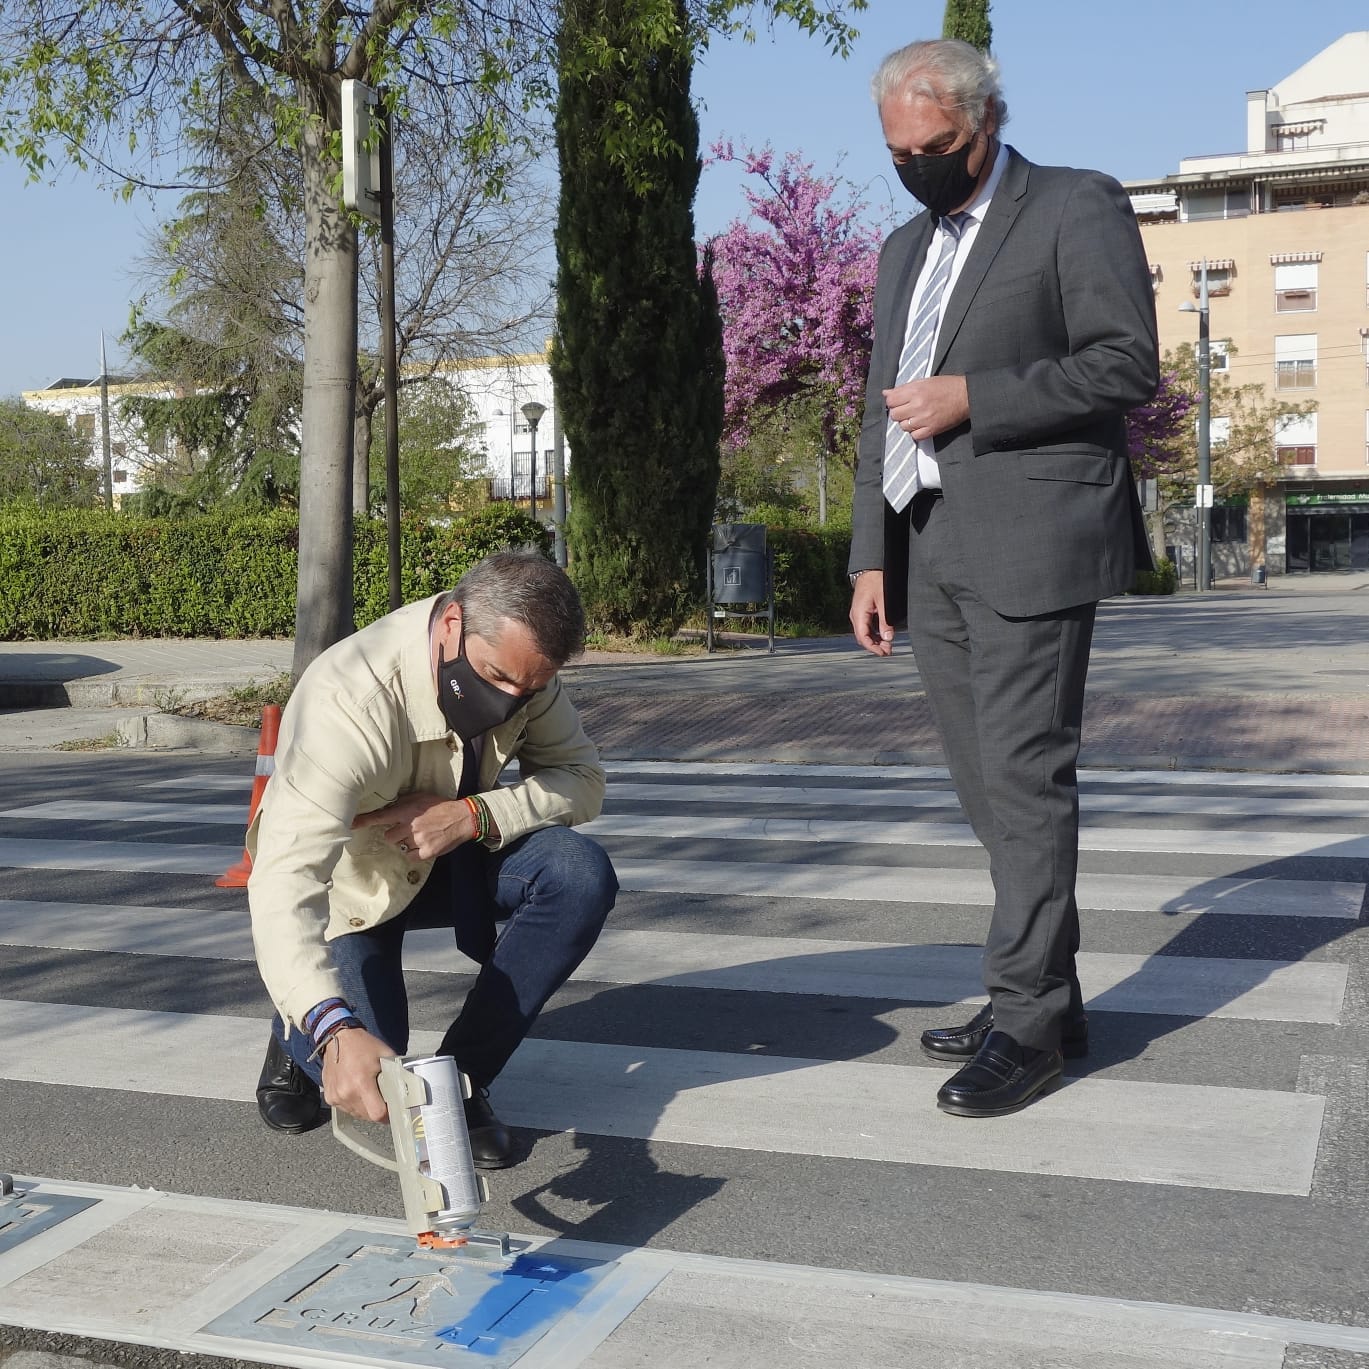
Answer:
[
  {"xmin": 1126, "ymin": 367, "xmax": 1193, "ymax": 562},
  {"xmin": 1127, "ymin": 368, "xmax": 1192, "ymax": 482},
  {"xmin": 708, "ymin": 142, "xmax": 882, "ymax": 524}
]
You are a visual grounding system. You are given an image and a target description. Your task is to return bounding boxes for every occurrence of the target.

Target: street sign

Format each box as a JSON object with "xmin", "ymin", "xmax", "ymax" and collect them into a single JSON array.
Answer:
[
  {"xmin": 1195, "ymin": 484, "xmax": 1215, "ymax": 508},
  {"xmin": 341, "ymin": 80, "xmax": 381, "ymax": 223}
]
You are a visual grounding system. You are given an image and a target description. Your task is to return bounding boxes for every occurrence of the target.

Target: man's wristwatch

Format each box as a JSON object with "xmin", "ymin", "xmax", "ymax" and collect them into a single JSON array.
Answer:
[{"xmin": 848, "ymin": 569, "xmax": 879, "ymax": 588}]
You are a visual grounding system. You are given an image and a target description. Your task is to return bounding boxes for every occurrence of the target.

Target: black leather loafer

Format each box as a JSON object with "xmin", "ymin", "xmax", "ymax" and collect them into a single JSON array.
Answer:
[
  {"xmin": 936, "ymin": 1030, "xmax": 1063, "ymax": 1118},
  {"xmin": 256, "ymin": 1034, "xmax": 325, "ymax": 1134},
  {"xmin": 921, "ymin": 1003, "xmax": 1088, "ymax": 1061},
  {"xmin": 464, "ymin": 1088, "xmax": 514, "ymax": 1169}
]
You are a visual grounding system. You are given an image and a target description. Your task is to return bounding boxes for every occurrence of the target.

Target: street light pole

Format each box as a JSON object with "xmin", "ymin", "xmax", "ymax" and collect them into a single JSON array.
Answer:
[
  {"xmin": 520, "ymin": 401, "xmax": 546, "ymax": 525},
  {"xmin": 1180, "ymin": 262, "xmax": 1213, "ymax": 592}
]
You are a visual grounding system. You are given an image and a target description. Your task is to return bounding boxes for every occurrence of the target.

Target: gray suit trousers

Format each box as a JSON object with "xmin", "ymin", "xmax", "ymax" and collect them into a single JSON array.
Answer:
[{"xmin": 906, "ymin": 492, "xmax": 1095, "ymax": 1051}]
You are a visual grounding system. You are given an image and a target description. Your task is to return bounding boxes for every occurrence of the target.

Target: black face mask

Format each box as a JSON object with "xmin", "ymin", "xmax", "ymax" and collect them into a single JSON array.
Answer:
[
  {"xmin": 895, "ymin": 133, "xmax": 982, "ymax": 219},
  {"xmin": 436, "ymin": 629, "xmax": 529, "ymax": 741}
]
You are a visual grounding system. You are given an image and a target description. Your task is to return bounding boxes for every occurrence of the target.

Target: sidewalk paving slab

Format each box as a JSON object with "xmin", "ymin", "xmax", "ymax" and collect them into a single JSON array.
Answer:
[{"xmin": 4, "ymin": 1177, "xmax": 1369, "ymax": 1369}]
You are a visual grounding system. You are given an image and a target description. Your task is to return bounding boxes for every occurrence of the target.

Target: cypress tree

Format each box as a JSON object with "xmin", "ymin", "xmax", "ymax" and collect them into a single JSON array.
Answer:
[
  {"xmin": 552, "ymin": 0, "xmax": 724, "ymax": 635},
  {"xmin": 941, "ymin": 0, "xmax": 993, "ymax": 50}
]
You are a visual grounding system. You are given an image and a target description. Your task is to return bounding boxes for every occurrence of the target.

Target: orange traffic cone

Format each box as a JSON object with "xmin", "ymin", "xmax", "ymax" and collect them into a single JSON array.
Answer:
[{"xmin": 215, "ymin": 704, "xmax": 282, "ymax": 889}]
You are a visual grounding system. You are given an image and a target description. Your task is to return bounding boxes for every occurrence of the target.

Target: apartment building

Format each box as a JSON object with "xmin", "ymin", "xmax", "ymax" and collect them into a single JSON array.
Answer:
[{"xmin": 1125, "ymin": 31, "xmax": 1369, "ymax": 575}]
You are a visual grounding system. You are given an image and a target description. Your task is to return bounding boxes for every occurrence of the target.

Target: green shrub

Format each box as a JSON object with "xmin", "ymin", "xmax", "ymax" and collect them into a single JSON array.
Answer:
[
  {"xmin": 0, "ymin": 506, "xmax": 551, "ymax": 639},
  {"xmin": 1129, "ymin": 557, "xmax": 1177, "ymax": 596}
]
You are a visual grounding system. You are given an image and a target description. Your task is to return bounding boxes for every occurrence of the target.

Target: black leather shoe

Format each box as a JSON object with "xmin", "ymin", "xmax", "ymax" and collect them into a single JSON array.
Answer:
[
  {"xmin": 936, "ymin": 1030, "xmax": 1063, "ymax": 1118},
  {"xmin": 256, "ymin": 1034, "xmax": 325, "ymax": 1134},
  {"xmin": 921, "ymin": 1003, "xmax": 1088, "ymax": 1061},
  {"xmin": 464, "ymin": 1088, "xmax": 514, "ymax": 1169}
]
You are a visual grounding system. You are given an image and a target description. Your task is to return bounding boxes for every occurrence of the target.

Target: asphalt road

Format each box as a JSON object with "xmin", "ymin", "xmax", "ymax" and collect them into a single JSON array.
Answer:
[{"xmin": 1, "ymin": 748, "xmax": 1366, "ymax": 1365}]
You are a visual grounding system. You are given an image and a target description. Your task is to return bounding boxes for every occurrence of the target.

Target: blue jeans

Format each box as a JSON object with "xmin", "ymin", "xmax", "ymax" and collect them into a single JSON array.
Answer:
[{"xmin": 274, "ymin": 826, "xmax": 617, "ymax": 1089}]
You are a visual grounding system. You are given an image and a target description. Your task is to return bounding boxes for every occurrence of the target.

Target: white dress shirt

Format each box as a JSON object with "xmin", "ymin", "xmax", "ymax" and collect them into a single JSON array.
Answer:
[{"xmin": 900, "ymin": 140, "xmax": 1010, "ymax": 493}]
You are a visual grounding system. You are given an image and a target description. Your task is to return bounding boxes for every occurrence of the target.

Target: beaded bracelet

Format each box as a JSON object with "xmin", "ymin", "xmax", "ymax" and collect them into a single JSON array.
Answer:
[
  {"xmin": 303, "ymin": 996, "xmax": 361, "ymax": 1062},
  {"xmin": 463, "ymin": 794, "xmax": 497, "ymax": 846},
  {"xmin": 309, "ymin": 1017, "xmax": 363, "ymax": 1063}
]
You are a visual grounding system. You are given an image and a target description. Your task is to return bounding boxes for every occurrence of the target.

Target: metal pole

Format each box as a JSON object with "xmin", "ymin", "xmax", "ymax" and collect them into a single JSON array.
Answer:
[
  {"xmin": 1196, "ymin": 262, "xmax": 1212, "ymax": 593},
  {"xmin": 379, "ymin": 98, "xmax": 401, "ymax": 612},
  {"xmin": 551, "ymin": 405, "xmax": 567, "ymax": 567},
  {"xmin": 99, "ymin": 332, "xmax": 113, "ymax": 510},
  {"xmin": 527, "ymin": 414, "xmax": 540, "ymax": 523}
]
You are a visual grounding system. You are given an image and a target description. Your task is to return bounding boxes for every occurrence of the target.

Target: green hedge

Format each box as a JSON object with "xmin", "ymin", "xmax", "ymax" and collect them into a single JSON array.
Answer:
[
  {"xmin": 1129, "ymin": 556, "xmax": 1177, "ymax": 596},
  {"xmin": 0, "ymin": 505, "xmax": 550, "ymax": 639},
  {"xmin": 766, "ymin": 525, "xmax": 852, "ymax": 631}
]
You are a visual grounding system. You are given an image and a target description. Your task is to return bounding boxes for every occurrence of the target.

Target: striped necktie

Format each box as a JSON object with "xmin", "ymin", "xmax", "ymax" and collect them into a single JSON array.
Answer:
[{"xmin": 883, "ymin": 212, "xmax": 969, "ymax": 514}]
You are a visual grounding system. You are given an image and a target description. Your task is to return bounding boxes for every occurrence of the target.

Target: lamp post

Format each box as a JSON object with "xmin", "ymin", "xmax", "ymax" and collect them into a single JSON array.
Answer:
[
  {"xmin": 1179, "ymin": 262, "xmax": 1212, "ymax": 592},
  {"xmin": 520, "ymin": 401, "xmax": 546, "ymax": 523}
]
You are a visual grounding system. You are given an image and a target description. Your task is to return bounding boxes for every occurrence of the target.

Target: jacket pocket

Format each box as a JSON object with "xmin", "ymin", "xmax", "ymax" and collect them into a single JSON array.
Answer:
[
  {"xmin": 1020, "ymin": 447, "xmax": 1115, "ymax": 485},
  {"xmin": 975, "ymin": 270, "xmax": 1044, "ymax": 306}
]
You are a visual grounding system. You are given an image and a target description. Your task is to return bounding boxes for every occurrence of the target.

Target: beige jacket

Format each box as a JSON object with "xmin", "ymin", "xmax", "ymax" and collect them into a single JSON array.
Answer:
[{"xmin": 246, "ymin": 595, "xmax": 605, "ymax": 1030}]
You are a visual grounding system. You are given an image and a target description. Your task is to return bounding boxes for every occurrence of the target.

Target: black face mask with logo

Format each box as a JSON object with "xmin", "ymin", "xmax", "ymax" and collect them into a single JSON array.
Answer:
[
  {"xmin": 436, "ymin": 629, "xmax": 530, "ymax": 741},
  {"xmin": 895, "ymin": 133, "xmax": 981, "ymax": 219}
]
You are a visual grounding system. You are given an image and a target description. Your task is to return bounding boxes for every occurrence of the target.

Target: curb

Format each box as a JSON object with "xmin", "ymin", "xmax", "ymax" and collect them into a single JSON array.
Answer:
[
  {"xmin": 114, "ymin": 714, "xmax": 260, "ymax": 753},
  {"xmin": 0, "ymin": 679, "xmax": 255, "ymax": 710}
]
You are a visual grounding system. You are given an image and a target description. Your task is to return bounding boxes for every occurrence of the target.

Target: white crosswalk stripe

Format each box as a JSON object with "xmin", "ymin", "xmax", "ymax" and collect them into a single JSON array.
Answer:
[{"xmin": 0, "ymin": 759, "xmax": 1363, "ymax": 1216}]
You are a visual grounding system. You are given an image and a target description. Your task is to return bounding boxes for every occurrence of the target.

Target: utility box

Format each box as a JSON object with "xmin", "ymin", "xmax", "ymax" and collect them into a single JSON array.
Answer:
[{"xmin": 707, "ymin": 523, "xmax": 774, "ymax": 653}]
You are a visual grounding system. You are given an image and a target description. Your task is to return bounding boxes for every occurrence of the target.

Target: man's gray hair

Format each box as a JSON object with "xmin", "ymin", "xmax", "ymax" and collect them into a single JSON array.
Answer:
[
  {"xmin": 871, "ymin": 39, "xmax": 1009, "ymax": 133},
  {"xmin": 442, "ymin": 550, "xmax": 586, "ymax": 666}
]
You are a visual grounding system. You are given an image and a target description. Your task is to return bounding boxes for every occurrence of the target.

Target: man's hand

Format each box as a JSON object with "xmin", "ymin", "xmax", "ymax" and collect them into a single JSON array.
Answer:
[
  {"xmin": 352, "ymin": 791, "xmax": 476, "ymax": 861},
  {"xmin": 850, "ymin": 570, "xmax": 895, "ymax": 657},
  {"xmin": 321, "ymin": 1027, "xmax": 396, "ymax": 1123},
  {"xmin": 883, "ymin": 374, "xmax": 970, "ymax": 442}
]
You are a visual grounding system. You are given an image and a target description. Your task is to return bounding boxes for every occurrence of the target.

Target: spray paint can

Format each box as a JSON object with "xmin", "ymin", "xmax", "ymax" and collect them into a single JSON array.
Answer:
[
  {"xmin": 332, "ymin": 1053, "xmax": 485, "ymax": 1247},
  {"xmin": 402, "ymin": 1055, "xmax": 482, "ymax": 1237}
]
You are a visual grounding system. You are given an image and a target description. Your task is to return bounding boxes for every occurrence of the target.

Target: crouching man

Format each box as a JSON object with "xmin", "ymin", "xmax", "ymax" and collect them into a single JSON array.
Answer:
[{"xmin": 248, "ymin": 550, "xmax": 617, "ymax": 1168}]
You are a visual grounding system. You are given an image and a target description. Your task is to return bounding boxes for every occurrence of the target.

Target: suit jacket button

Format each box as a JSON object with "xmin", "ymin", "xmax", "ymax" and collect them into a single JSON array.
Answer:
[{"xmin": 407, "ymin": 870, "xmax": 422, "ymax": 885}]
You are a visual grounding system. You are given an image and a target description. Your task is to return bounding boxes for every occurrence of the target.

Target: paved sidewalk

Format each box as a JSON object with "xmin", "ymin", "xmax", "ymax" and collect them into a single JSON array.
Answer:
[
  {"xmin": 2, "ymin": 573, "xmax": 1367, "ymax": 770},
  {"xmin": 4, "ymin": 1177, "xmax": 1368, "ymax": 1369}
]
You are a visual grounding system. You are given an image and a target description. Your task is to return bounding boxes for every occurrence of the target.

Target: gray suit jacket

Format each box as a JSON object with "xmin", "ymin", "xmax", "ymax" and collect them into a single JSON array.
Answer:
[{"xmin": 849, "ymin": 148, "xmax": 1159, "ymax": 623}]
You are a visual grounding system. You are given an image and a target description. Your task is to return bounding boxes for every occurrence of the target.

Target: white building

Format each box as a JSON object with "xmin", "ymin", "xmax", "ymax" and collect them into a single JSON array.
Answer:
[
  {"xmin": 21, "ymin": 376, "xmax": 179, "ymax": 501},
  {"xmin": 434, "ymin": 351, "xmax": 561, "ymax": 502},
  {"xmin": 22, "ymin": 350, "xmax": 564, "ymax": 508}
]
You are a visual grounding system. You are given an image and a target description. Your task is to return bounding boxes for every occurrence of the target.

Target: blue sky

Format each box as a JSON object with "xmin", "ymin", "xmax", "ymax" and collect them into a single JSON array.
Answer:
[{"xmin": 1, "ymin": 1, "xmax": 1365, "ymax": 396}]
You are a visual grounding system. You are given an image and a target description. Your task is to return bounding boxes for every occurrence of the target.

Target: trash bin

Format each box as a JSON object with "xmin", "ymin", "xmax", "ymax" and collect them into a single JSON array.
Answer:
[
  {"xmin": 706, "ymin": 523, "xmax": 774, "ymax": 654},
  {"xmin": 710, "ymin": 523, "xmax": 768, "ymax": 604},
  {"xmin": 1250, "ymin": 564, "xmax": 1267, "ymax": 587}
]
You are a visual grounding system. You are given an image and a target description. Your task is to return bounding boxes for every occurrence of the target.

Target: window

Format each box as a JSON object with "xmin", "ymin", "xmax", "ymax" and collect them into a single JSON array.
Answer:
[
  {"xmin": 1148, "ymin": 263, "xmax": 1162, "ymax": 293},
  {"xmin": 1274, "ymin": 262, "xmax": 1317, "ymax": 312},
  {"xmin": 1210, "ymin": 340, "xmax": 1230, "ymax": 374},
  {"xmin": 1275, "ymin": 334, "xmax": 1317, "ymax": 389},
  {"xmin": 74, "ymin": 413, "xmax": 96, "ymax": 440},
  {"xmin": 113, "ymin": 470, "xmax": 128, "ymax": 484},
  {"xmin": 1275, "ymin": 412, "xmax": 1318, "ymax": 465},
  {"xmin": 1276, "ymin": 128, "xmax": 1311, "ymax": 152},
  {"xmin": 1210, "ymin": 506, "xmax": 1247, "ymax": 543},
  {"xmin": 1190, "ymin": 263, "xmax": 1233, "ymax": 297},
  {"xmin": 1363, "ymin": 332, "xmax": 1369, "ymax": 386}
]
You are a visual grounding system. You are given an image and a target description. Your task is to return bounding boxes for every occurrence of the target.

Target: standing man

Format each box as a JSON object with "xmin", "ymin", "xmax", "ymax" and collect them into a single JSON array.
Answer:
[
  {"xmin": 848, "ymin": 40, "xmax": 1158, "ymax": 1117},
  {"xmin": 249, "ymin": 550, "xmax": 617, "ymax": 1167}
]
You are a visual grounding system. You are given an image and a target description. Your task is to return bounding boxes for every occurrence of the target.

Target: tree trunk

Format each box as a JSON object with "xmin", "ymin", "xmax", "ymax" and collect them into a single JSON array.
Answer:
[
  {"xmin": 292, "ymin": 88, "xmax": 359, "ymax": 680},
  {"xmin": 353, "ymin": 402, "xmax": 374, "ymax": 518}
]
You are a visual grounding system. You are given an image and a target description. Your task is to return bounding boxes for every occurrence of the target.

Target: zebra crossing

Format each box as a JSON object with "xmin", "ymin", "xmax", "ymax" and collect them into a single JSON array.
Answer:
[{"xmin": 1, "ymin": 751, "xmax": 1367, "ymax": 1337}]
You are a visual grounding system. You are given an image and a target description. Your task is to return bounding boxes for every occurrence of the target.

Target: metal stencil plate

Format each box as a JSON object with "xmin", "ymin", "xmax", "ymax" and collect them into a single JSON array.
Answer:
[
  {"xmin": 206, "ymin": 1229, "xmax": 618, "ymax": 1367},
  {"xmin": 0, "ymin": 1189, "xmax": 98, "ymax": 1258}
]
